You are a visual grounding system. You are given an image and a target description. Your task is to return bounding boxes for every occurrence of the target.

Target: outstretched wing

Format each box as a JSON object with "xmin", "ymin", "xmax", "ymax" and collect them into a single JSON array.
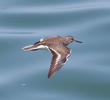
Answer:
[{"xmin": 48, "ymin": 46, "xmax": 71, "ymax": 78}]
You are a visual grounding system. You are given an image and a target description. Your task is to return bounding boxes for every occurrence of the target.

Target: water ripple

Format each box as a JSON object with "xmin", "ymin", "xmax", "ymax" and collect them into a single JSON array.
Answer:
[{"xmin": 0, "ymin": 0, "xmax": 110, "ymax": 100}]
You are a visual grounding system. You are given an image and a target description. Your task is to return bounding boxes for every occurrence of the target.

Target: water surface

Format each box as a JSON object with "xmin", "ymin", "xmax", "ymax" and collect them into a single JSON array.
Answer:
[{"xmin": 0, "ymin": 0, "xmax": 110, "ymax": 100}]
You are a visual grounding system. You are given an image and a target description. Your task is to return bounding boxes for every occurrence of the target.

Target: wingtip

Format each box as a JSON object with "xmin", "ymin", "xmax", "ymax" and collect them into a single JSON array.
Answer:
[
  {"xmin": 48, "ymin": 71, "xmax": 55, "ymax": 79},
  {"xmin": 48, "ymin": 70, "xmax": 57, "ymax": 79},
  {"xmin": 48, "ymin": 73, "xmax": 51, "ymax": 79},
  {"xmin": 48, "ymin": 76, "xmax": 50, "ymax": 79}
]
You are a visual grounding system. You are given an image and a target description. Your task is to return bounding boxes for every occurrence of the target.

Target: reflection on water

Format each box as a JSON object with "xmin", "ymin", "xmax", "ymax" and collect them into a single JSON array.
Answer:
[{"xmin": 0, "ymin": 0, "xmax": 110, "ymax": 100}]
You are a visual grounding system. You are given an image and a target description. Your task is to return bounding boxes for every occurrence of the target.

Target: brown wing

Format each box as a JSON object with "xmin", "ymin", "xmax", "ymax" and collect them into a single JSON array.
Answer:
[{"xmin": 48, "ymin": 46, "xmax": 71, "ymax": 78}]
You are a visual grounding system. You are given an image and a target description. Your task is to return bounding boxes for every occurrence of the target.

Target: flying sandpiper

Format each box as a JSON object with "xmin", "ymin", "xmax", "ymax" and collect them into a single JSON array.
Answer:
[{"xmin": 22, "ymin": 36, "xmax": 82, "ymax": 78}]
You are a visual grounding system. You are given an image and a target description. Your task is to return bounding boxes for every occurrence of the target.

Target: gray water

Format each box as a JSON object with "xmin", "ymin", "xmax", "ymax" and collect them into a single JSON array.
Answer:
[{"xmin": 0, "ymin": 0, "xmax": 110, "ymax": 100}]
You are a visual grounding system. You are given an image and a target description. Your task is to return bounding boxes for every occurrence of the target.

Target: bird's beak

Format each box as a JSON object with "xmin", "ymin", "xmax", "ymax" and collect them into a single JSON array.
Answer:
[{"xmin": 74, "ymin": 40, "xmax": 82, "ymax": 43}]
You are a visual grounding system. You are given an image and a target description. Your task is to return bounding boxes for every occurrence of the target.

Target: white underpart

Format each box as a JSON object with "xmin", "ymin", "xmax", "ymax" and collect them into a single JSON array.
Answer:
[
  {"xmin": 40, "ymin": 38, "xmax": 44, "ymax": 42},
  {"xmin": 36, "ymin": 45, "xmax": 49, "ymax": 50},
  {"xmin": 50, "ymin": 48, "xmax": 61, "ymax": 65}
]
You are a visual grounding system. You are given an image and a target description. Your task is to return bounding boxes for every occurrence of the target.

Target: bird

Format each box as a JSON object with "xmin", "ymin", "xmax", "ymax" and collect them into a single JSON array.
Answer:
[{"xmin": 22, "ymin": 35, "xmax": 82, "ymax": 78}]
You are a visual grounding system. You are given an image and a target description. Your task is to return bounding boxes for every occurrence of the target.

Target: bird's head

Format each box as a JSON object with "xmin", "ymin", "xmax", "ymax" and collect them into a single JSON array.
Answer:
[{"xmin": 65, "ymin": 35, "xmax": 82, "ymax": 43}]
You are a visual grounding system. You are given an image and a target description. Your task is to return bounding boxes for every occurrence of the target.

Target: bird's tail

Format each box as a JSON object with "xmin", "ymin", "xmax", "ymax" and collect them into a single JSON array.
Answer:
[{"xmin": 22, "ymin": 45, "xmax": 36, "ymax": 51}]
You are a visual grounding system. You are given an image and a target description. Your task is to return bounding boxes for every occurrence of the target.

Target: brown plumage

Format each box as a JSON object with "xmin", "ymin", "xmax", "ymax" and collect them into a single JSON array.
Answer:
[{"xmin": 22, "ymin": 36, "xmax": 82, "ymax": 78}]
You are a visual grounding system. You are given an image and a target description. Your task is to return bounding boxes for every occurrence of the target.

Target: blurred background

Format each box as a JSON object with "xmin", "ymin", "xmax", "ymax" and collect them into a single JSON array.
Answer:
[{"xmin": 0, "ymin": 0, "xmax": 110, "ymax": 100}]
